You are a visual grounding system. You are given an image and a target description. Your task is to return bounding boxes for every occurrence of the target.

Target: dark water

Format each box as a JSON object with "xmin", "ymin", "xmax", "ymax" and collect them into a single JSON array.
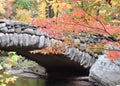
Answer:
[
  {"xmin": 7, "ymin": 76, "xmax": 93, "ymax": 86},
  {"xmin": 8, "ymin": 77, "xmax": 74, "ymax": 86},
  {"xmin": 0, "ymin": 70, "xmax": 93, "ymax": 86}
]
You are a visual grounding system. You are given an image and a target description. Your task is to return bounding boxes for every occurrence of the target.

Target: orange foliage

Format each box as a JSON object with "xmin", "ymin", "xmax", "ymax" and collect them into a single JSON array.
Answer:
[
  {"xmin": 4, "ymin": 0, "xmax": 15, "ymax": 18},
  {"xmin": 32, "ymin": 10, "xmax": 120, "ymax": 39},
  {"xmin": 106, "ymin": 50, "xmax": 120, "ymax": 62},
  {"xmin": 31, "ymin": 0, "xmax": 120, "ymax": 59},
  {"xmin": 30, "ymin": 46, "xmax": 63, "ymax": 55}
]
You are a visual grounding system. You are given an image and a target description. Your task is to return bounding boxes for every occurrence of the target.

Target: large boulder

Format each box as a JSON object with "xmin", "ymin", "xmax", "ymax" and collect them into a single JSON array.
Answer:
[{"xmin": 89, "ymin": 55, "xmax": 120, "ymax": 86}]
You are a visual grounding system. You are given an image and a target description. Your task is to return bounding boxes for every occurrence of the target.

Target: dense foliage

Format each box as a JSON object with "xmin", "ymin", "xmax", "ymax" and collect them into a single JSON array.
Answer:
[
  {"xmin": 32, "ymin": 0, "xmax": 120, "ymax": 60},
  {"xmin": 0, "ymin": 0, "xmax": 120, "ymax": 60},
  {"xmin": 0, "ymin": 51, "xmax": 38, "ymax": 85}
]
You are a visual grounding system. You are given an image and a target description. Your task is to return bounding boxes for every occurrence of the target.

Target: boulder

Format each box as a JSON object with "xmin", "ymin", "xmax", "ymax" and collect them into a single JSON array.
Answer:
[
  {"xmin": 8, "ymin": 64, "xmax": 47, "ymax": 78},
  {"xmin": 89, "ymin": 55, "xmax": 120, "ymax": 86}
]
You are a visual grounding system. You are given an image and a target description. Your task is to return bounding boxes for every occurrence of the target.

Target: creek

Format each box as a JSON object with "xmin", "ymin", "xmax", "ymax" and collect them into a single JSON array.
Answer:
[
  {"xmin": 9, "ymin": 77, "xmax": 92, "ymax": 86},
  {"xmin": 1, "ymin": 73, "xmax": 93, "ymax": 86}
]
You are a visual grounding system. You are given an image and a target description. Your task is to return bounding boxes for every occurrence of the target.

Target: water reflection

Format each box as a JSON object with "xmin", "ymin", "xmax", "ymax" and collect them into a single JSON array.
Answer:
[
  {"xmin": 8, "ymin": 77, "xmax": 93, "ymax": 86},
  {"xmin": 8, "ymin": 77, "xmax": 46, "ymax": 86}
]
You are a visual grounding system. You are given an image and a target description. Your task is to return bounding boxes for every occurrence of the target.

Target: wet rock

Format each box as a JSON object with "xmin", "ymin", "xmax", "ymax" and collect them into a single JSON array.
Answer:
[
  {"xmin": 89, "ymin": 55, "xmax": 120, "ymax": 86},
  {"xmin": 21, "ymin": 64, "xmax": 47, "ymax": 76},
  {"xmin": 31, "ymin": 65, "xmax": 47, "ymax": 76},
  {"xmin": 71, "ymin": 81, "xmax": 94, "ymax": 86},
  {"xmin": 8, "ymin": 69, "xmax": 40, "ymax": 78},
  {"xmin": 8, "ymin": 69, "xmax": 24, "ymax": 74},
  {"xmin": 8, "ymin": 64, "xmax": 47, "ymax": 78},
  {"xmin": 19, "ymin": 72, "xmax": 40, "ymax": 78}
]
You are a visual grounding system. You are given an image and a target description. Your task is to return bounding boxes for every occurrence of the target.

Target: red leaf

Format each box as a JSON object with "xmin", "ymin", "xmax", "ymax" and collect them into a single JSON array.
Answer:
[{"xmin": 106, "ymin": 50, "xmax": 120, "ymax": 59}]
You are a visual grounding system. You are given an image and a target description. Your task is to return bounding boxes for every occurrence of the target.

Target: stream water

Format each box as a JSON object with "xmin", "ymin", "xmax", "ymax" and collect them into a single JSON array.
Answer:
[
  {"xmin": 6, "ymin": 76, "xmax": 93, "ymax": 86},
  {"xmin": 0, "ymin": 70, "xmax": 93, "ymax": 86}
]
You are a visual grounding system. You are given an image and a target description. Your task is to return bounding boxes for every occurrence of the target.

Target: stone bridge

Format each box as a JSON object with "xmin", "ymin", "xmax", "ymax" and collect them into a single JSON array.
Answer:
[{"xmin": 0, "ymin": 20, "xmax": 105, "ymax": 76}]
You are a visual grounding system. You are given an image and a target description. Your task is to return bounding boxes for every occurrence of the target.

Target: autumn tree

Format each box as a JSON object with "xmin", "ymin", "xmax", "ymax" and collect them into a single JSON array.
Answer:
[
  {"xmin": 32, "ymin": 0, "xmax": 120, "ymax": 60},
  {"xmin": 0, "ymin": 0, "xmax": 120, "ymax": 60}
]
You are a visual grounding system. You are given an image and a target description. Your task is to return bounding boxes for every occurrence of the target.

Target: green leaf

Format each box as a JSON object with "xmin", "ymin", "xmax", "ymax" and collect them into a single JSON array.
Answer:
[
  {"xmin": 112, "ymin": 32, "xmax": 119, "ymax": 39},
  {"xmin": 64, "ymin": 9, "xmax": 74, "ymax": 16},
  {"xmin": 3, "ymin": 63, "xmax": 9, "ymax": 68},
  {"xmin": 0, "ymin": 65, "xmax": 3, "ymax": 70},
  {"xmin": 15, "ymin": 0, "xmax": 36, "ymax": 9},
  {"xmin": 8, "ymin": 52, "xmax": 16, "ymax": 55},
  {"xmin": 11, "ymin": 55, "xmax": 19, "ymax": 62},
  {"xmin": 105, "ymin": 16, "xmax": 112, "ymax": 21}
]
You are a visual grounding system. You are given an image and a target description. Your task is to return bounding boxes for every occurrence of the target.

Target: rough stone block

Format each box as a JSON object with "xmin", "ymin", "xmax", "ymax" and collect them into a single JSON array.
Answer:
[
  {"xmin": 0, "ymin": 27, "xmax": 8, "ymax": 32},
  {"xmin": 0, "ymin": 22, "xmax": 6, "ymax": 28},
  {"xmin": 38, "ymin": 35, "xmax": 45, "ymax": 48},
  {"xmin": 89, "ymin": 55, "xmax": 120, "ymax": 86},
  {"xmin": 24, "ymin": 28, "xmax": 35, "ymax": 34}
]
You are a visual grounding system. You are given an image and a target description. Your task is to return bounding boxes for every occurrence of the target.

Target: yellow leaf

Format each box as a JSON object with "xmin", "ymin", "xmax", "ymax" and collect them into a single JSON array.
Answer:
[
  {"xmin": 15, "ymin": 9, "xmax": 31, "ymax": 22},
  {"xmin": 0, "ymin": 79, "xmax": 4, "ymax": 83},
  {"xmin": 99, "ymin": 10, "xmax": 106, "ymax": 15},
  {"xmin": 0, "ymin": 2, "xmax": 5, "ymax": 14},
  {"xmin": 46, "ymin": 0, "xmax": 56, "ymax": 4},
  {"xmin": 37, "ymin": 1, "xmax": 47, "ymax": 19},
  {"xmin": 3, "ymin": 72, "xmax": 9, "ymax": 75},
  {"xmin": 0, "ymin": 84, "xmax": 6, "ymax": 86},
  {"xmin": 52, "ymin": 3, "xmax": 59, "ymax": 17},
  {"xmin": 111, "ymin": 0, "xmax": 120, "ymax": 6},
  {"xmin": 94, "ymin": 0, "xmax": 102, "ymax": 3}
]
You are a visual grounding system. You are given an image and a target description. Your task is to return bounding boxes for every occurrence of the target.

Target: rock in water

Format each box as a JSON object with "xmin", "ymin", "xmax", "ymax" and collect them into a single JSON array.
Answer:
[{"xmin": 89, "ymin": 55, "xmax": 120, "ymax": 86}]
